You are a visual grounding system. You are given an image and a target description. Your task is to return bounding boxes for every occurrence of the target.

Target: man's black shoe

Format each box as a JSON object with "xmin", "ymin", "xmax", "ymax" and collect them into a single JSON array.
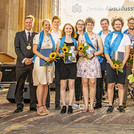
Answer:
[
  {"xmin": 107, "ymin": 106, "xmax": 114, "ymax": 114},
  {"xmin": 46, "ymin": 104, "xmax": 50, "ymax": 109},
  {"xmin": 30, "ymin": 107, "xmax": 37, "ymax": 111},
  {"xmin": 55, "ymin": 104, "xmax": 61, "ymax": 110},
  {"xmin": 94, "ymin": 103, "xmax": 102, "ymax": 109},
  {"xmin": 13, "ymin": 108, "xmax": 23, "ymax": 113},
  {"xmin": 117, "ymin": 106, "xmax": 125, "ymax": 113}
]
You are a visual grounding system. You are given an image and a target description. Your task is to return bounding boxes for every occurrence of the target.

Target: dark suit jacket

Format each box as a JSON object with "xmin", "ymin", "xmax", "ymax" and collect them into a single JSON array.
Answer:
[{"xmin": 14, "ymin": 30, "xmax": 38, "ymax": 67}]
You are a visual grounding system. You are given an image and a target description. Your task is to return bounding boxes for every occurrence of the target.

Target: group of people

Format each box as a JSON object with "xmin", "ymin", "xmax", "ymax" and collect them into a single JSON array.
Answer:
[{"xmin": 13, "ymin": 14, "xmax": 134, "ymax": 115}]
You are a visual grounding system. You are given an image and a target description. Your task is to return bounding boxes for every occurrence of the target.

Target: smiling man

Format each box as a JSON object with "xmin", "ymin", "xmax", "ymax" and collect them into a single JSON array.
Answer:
[
  {"xmin": 95, "ymin": 18, "xmax": 111, "ymax": 109},
  {"xmin": 14, "ymin": 15, "xmax": 38, "ymax": 113},
  {"xmin": 104, "ymin": 17, "xmax": 131, "ymax": 113},
  {"xmin": 123, "ymin": 17, "xmax": 134, "ymax": 108}
]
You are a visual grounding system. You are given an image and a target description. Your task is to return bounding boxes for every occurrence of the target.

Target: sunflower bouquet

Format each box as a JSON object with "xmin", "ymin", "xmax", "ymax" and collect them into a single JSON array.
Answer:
[
  {"xmin": 77, "ymin": 42, "xmax": 89, "ymax": 58},
  {"xmin": 60, "ymin": 43, "xmax": 72, "ymax": 63},
  {"xmin": 127, "ymin": 54, "xmax": 134, "ymax": 64},
  {"xmin": 43, "ymin": 52, "xmax": 59, "ymax": 65},
  {"xmin": 112, "ymin": 59, "xmax": 123, "ymax": 74}
]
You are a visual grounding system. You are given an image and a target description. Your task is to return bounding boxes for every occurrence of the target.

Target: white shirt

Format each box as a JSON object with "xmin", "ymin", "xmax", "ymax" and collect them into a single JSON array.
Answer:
[
  {"xmin": 111, "ymin": 33, "xmax": 131, "ymax": 53},
  {"xmin": 22, "ymin": 29, "xmax": 33, "ymax": 63},
  {"xmin": 101, "ymin": 31, "xmax": 110, "ymax": 44},
  {"xmin": 25, "ymin": 29, "xmax": 33, "ymax": 40},
  {"xmin": 50, "ymin": 30, "xmax": 61, "ymax": 44}
]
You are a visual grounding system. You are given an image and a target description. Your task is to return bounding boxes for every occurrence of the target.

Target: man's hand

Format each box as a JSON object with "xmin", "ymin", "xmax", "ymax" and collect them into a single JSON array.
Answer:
[
  {"xmin": 24, "ymin": 58, "xmax": 33, "ymax": 65},
  {"xmin": 110, "ymin": 62, "xmax": 115, "ymax": 69}
]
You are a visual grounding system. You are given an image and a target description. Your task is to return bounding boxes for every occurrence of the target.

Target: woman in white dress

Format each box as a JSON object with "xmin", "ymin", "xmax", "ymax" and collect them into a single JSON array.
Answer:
[{"xmin": 33, "ymin": 19, "xmax": 55, "ymax": 115}]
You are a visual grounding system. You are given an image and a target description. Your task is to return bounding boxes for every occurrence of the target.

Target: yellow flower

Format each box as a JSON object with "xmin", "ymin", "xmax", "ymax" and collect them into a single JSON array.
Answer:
[
  {"xmin": 62, "ymin": 46, "xmax": 69, "ymax": 53},
  {"xmin": 78, "ymin": 45, "xmax": 84, "ymax": 52},
  {"xmin": 130, "ymin": 54, "xmax": 134, "ymax": 60},
  {"xmin": 49, "ymin": 52, "xmax": 57, "ymax": 60},
  {"xmin": 101, "ymin": 53, "xmax": 105, "ymax": 57},
  {"xmin": 113, "ymin": 63, "xmax": 119, "ymax": 69},
  {"xmin": 74, "ymin": 33, "xmax": 77, "ymax": 38}
]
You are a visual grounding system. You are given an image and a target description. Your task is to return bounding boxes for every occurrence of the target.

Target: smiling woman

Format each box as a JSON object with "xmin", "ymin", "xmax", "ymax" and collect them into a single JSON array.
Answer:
[{"xmin": 32, "ymin": 19, "xmax": 55, "ymax": 115}]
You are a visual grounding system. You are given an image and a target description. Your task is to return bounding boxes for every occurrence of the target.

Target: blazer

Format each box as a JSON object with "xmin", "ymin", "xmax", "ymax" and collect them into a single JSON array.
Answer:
[{"xmin": 14, "ymin": 30, "xmax": 38, "ymax": 67}]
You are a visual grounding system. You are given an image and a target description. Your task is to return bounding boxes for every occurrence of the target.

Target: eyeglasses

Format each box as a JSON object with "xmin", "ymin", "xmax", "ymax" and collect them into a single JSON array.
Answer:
[
  {"xmin": 77, "ymin": 24, "xmax": 85, "ymax": 26},
  {"xmin": 129, "ymin": 23, "xmax": 134, "ymax": 25}
]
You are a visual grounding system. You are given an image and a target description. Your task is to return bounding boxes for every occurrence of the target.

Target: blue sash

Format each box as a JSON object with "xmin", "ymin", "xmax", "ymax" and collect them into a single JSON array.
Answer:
[
  {"xmin": 59, "ymin": 36, "xmax": 77, "ymax": 53},
  {"xmin": 98, "ymin": 30, "xmax": 111, "ymax": 36},
  {"xmin": 32, "ymin": 30, "xmax": 55, "ymax": 63},
  {"xmin": 104, "ymin": 31, "xmax": 124, "ymax": 59},
  {"xmin": 84, "ymin": 32, "xmax": 103, "ymax": 63},
  {"xmin": 123, "ymin": 29, "xmax": 128, "ymax": 34}
]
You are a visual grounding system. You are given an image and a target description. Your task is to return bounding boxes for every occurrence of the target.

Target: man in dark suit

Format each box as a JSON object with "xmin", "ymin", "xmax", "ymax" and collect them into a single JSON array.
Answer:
[{"xmin": 14, "ymin": 15, "xmax": 37, "ymax": 113}]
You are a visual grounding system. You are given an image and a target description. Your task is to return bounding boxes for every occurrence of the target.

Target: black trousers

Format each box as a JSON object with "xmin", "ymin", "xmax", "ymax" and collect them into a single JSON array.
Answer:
[
  {"xmin": 75, "ymin": 77, "xmax": 82, "ymax": 102},
  {"xmin": 96, "ymin": 70, "xmax": 106, "ymax": 104},
  {"xmin": 46, "ymin": 68, "xmax": 60, "ymax": 106},
  {"xmin": 15, "ymin": 64, "xmax": 37, "ymax": 109}
]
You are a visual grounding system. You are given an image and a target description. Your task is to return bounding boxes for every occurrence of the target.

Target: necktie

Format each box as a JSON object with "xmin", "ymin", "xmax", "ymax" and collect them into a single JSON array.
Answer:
[{"xmin": 28, "ymin": 32, "xmax": 31, "ymax": 44}]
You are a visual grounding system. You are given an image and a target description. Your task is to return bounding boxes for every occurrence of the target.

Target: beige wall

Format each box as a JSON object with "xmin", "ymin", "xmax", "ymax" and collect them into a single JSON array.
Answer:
[{"xmin": 0, "ymin": 0, "xmax": 55, "ymax": 60}]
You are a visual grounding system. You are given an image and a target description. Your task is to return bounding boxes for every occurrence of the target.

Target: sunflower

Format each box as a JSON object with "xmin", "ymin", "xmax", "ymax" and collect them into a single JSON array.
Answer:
[
  {"xmin": 78, "ymin": 45, "xmax": 84, "ymax": 52},
  {"xmin": 130, "ymin": 54, "xmax": 134, "ymax": 60},
  {"xmin": 113, "ymin": 63, "xmax": 119, "ymax": 69},
  {"xmin": 62, "ymin": 46, "xmax": 69, "ymax": 53},
  {"xmin": 49, "ymin": 52, "xmax": 57, "ymax": 60},
  {"xmin": 101, "ymin": 53, "xmax": 105, "ymax": 57}
]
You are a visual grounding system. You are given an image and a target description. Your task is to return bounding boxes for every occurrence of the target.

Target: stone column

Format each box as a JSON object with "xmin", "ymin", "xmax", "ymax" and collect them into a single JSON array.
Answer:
[{"xmin": 52, "ymin": 0, "xmax": 60, "ymax": 16}]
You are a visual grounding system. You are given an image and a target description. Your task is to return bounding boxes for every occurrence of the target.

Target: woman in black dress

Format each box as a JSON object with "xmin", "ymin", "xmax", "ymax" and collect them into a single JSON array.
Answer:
[{"xmin": 57, "ymin": 23, "xmax": 77, "ymax": 113}]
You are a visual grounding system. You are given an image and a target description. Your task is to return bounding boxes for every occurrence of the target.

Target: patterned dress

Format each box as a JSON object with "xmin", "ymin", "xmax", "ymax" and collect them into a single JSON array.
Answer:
[{"xmin": 77, "ymin": 33, "xmax": 101, "ymax": 78}]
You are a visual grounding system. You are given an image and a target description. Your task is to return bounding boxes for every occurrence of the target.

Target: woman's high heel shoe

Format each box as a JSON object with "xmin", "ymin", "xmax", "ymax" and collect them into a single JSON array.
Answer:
[
  {"xmin": 61, "ymin": 106, "xmax": 66, "ymax": 114},
  {"xmin": 37, "ymin": 105, "xmax": 49, "ymax": 115}
]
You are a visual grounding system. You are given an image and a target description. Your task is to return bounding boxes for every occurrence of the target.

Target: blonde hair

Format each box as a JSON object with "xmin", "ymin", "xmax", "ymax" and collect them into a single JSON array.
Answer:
[
  {"xmin": 127, "ymin": 16, "xmax": 134, "ymax": 22},
  {"xmin": 42, "ymin": 19, "xmax": 51, "ymax": 26},
  {"xmin": 85, "ymin": 17, "xmax": 95, "ymax": 25},
  {"xmin": 25, "ymin": 15, "xmax": 35, "ymax": 23}
]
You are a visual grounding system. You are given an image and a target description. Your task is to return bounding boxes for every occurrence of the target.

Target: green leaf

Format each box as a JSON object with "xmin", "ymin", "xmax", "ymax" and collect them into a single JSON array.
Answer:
[
  {"xmin": 118, "ymin": 62, "xmax": 123, "ymax": 66},
  {"xmin": 63, "ymin": 43, "xmax": 66, "ymax": 46},
  {"xmin": 112, "ymin": 59, "xmax": 116, "ymax": 63},
  {"xmin": 118, "ymin": 68, "xmax": 123, "ymax": 73},
  {"xmin": 83, "ymin": 46, "xmax": 89, "ymax": 51},
  {"xmin": 116, "ymin": 60, "xmax": 119, "ymax": 64}
]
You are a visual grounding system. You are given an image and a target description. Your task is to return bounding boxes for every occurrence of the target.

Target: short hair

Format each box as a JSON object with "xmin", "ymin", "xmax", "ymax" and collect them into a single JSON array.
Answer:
[
  {"xmin": 85, "ymin": 17, "xmax": 95, "ymax": 25},
  {"xmin": 127, "ymin": 16, "xmax": 134, "ymax": 22},
  {"xmin": 42, "ymin": 19, "xmax": 51, "ymax": 26},
  {"xmin": 52, "ymin": 16, "xmax": 61, "ymax": 23},
  {"xmin": 75, "ymin": 19, "xmax": 85, "ymax": 32},
  {"xmin": 111, "ymin": 16, "xmax": 124, "ymax": 27},
  {"xmin": 61, "ymin": 23, "xmax": 75, "ymax": 38},
  {"xmin": 25, "ymin": 15, "xmax": 35, "ymax": 23},
  {"xmin": 100, "ymin": 18, "xmax": 109, "ymax": 24}
]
